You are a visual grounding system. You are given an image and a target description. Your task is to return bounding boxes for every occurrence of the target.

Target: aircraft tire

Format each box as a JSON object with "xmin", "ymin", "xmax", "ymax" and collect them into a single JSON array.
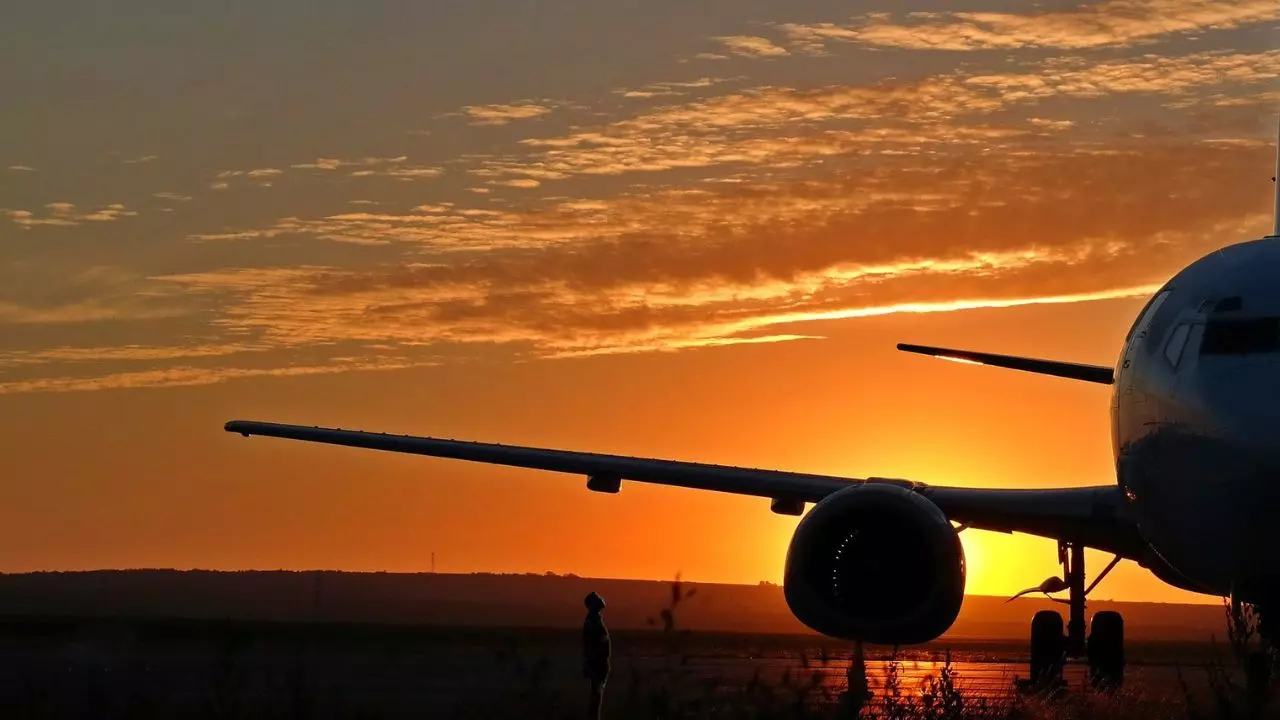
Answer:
[
  {"xmin": 1087, "ymin": 610, "xmax": 1124, "ymax": 690},
  {"xmin": 1028, "ymin": 610, "xmax": 1065, "ymax": 689}
]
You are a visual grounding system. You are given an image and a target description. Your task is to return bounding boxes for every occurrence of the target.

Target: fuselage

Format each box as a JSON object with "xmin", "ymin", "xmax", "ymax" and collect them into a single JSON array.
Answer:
[{"xmin": 1113, "ymin": 234, "xmax": 1280, "ymax": 601}]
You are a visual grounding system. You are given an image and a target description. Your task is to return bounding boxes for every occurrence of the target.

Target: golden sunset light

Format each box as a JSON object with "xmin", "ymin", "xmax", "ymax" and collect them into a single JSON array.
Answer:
[{"xmin": 2, "ymin": 0, "xmax": 1278, "ymax": 611}]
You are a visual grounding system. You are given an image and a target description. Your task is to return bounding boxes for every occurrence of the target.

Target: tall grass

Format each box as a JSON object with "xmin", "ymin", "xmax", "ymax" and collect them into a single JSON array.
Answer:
[
  {"xmin": 4, "ymin": 583, "xmax": 1279, "ymax": 719},
  {"xmin": 492, "ymin": 578, "xmax": 1278, "ymax": 720}
]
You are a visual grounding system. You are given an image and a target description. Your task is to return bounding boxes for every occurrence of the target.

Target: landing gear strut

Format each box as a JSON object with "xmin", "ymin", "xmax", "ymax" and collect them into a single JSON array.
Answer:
[{"xmin": 1014, "ymin": 540, "xmax": 1124, "ymax": 691}]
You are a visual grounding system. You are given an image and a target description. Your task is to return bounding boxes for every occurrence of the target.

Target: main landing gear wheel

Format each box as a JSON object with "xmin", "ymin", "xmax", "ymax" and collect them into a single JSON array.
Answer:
[
  {"xmin": 1029, "ymin": 610, "xmax": 1065, "ymax": 689},
  {"xmin": 1010, "ymin": 541, "xmax": 1125, "ymax": 692},
  {"xmin": 1087, "ymin": 610, "xmax": 1124, "ymax": 690}
]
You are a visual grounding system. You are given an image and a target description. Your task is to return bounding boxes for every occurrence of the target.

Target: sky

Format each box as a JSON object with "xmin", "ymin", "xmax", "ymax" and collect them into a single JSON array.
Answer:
[{"xmin": 0, "ymin": 0, "xmax": 1278, "ymax": 606}]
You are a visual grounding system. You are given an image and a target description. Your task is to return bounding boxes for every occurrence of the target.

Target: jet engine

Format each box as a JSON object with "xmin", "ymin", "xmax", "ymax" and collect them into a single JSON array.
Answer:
[{"xmin": 783, "ymin": 483, "xmax": 965, "ymax": 645}]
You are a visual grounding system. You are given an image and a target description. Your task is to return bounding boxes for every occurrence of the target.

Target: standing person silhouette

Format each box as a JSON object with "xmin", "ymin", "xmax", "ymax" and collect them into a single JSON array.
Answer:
[{"xmin": 582, "ymin": 592, "xmax": 611, "ymax": 719}]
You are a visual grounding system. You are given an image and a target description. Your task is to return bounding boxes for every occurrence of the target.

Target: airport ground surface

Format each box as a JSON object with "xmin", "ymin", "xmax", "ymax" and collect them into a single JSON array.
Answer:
[{"xmin": 0, "ymin": 617, "xmax": 1255, "ymax": 718}]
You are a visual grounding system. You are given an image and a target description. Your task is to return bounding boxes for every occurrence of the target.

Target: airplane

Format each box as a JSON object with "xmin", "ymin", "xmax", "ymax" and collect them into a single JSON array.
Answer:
[{"xmin": 225, "ymin": 120, "xmax": 1280, "ymax": 688}]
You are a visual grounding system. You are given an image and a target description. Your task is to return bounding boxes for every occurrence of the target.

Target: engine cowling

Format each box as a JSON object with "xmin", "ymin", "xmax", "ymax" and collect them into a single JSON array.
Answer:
[{"xmin": 783, "ymin": 483, "xmax": 965, "ymax": 645}]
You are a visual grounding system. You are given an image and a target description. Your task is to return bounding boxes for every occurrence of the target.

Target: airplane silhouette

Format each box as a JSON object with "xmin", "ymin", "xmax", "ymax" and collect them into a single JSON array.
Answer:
[{"xmin": 226, "ymin": 117, "xmax": 1280, "ymax": 688}]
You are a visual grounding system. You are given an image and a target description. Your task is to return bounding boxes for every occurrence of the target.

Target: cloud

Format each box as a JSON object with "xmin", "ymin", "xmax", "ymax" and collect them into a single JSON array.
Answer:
[
  {"xmin": 11, "ymin": 134, "xmax": 1270, "ymax": 394},
  {"xmin": 619, "ymin": 89, "xmax": 680, "ymax": 99},
  {"xmin": 7, "ymin": 210, "xmax": 77, "ymax": 227},
  {"xmin": 213, "ymin": 168, "xmax": 284, "ymax": 188},
  {"xmin": 8, "ymin": 27, "xmax": 1277, "ymax": 394},
  {"xmin": 464, "ymin": 103, "xmax": 553, "ymax": 126},
  {"xmin": 1220, "ymin": 91, "xmax": 1280, "ymax": 107},
  {"xmin": 222, "ymin": 162, "xmax": 445, "ymax": 189},
  {"xmin": 1028, "ymin": 118, "xmax": 1076, "ymax": 131},
  {"xmin": 7, "ymin": 165, "xmax": 35, "ymax": 172},
  {"xmin": 1200, "ymin": 137, "xmax": 1271, "ymax": 147},
  {"xmin": 713, "ymin": 36, "xmax": 790, "ymax": 57},
  {"xmin": 0, "ymin": 357, "xmax": 435, "ymax": 395},
  {"xmin": 546, "ymin": 285, "xmax": 1162, "ymax": 359},
  {"xmin": 154, "ymin": 192, "xmax": 194, "ymax": 202},
  {"xmin": 453, "ymin": 50, "xmax": 1277, "ymax": 185},
  {"xmin": 7, "ymin": 203, "xmax": 138, "ymax": 228},
  {"xmin": 776, "ymin": 0, "xmax": 1280, "ymax": 52},
  {"xmin": 0, "ymin": 343, "xmax": 268, "ymax": 369},
  {"xmin": 122, "ymin": 154, "xmax": 159, "ymax": 164},
  {"xmin": 146, "ymin": 243, "xmax": 1158, "ymax": 364},
  {"xmin": 349, "ymin": 166, "xmax": 444, "ymax": 181},
  {"xmin": 0, "ymin": 298, "xmax": 186, "ymax": 324},
  {"xmin": 146, "ymin": 140, "xmax": 1270, "ymax": 370},
  {"xmin": 215, "ymin": 167, "xmax": 282, "ymax": 184},
  {"xmin": 77, "ymin": 205, "xmax": 139, "ymax": 222},
  {"xmin": 293, "ymin": 159, "xmax": 346, "ymax": 171},
  {"xmin": 189, "ymin": 229, "xmax": 291, "ymax": 242},
  {"xmin": 276, "ymin": 155, "xmax": 440, "ymax": 181},
  {"xmin": 291, "ymin": 156, "xmax": 408, "ymax": 171},
  {"xmin": 615, "ymin": 77, "xmax": 728, "ymax": 99},
  {"xmin": 179, "ymin": 134, "xmax": 1273, "ymax": 265},
  {"xmin": 488, "ymin": 179, "xmax": 541, "ymax": 189},
  {"xmin": 964, "ymin": 51, "xmax": 1280, "ymax": 100}
]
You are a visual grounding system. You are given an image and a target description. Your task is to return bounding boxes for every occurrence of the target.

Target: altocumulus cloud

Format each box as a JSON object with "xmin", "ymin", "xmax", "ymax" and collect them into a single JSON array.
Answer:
[
  {"xmin": 7, "ymin": 203, "xmax": 138, "ymax": 228},
  {"xmin": 713, "ymin": 36, "xmax": 790, "ymax": 57},
  {"xmin": 130, "ymin": 141, "xmax": 1271, "ymax": 384},
  {"xmin": 0, "ymin": 358, "xmax": 436, "ymax": 395},
  {"xmin": 453, "ymin": 50, "xmax": 1279, "ymax": 186},
  {"xmin": 775, "ymin": 0, "xmax": 1280, "ymax": 52},
  {"xmin": 5, "ymin": 0, "xmax": 1276, "ymax": 394},
  {"xmin": 463, "ymin": 103, "xmax": 555, "ymax": 126}
]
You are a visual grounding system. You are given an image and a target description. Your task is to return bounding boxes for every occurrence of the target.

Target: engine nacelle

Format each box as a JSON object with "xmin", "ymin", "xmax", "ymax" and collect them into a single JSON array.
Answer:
[{"xmin": 783, "ymin": 483, "xmax": 965, "ymax": 645}]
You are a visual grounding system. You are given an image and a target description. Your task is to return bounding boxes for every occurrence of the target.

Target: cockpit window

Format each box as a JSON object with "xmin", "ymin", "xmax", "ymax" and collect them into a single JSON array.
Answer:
[
  {"xmin": 1164, "ymin": 324, "xmax": 1190, "ymax": 367},
  {"xmin": 1200, "ymin": 318, "xmax": 1280, "ymax": 356},
  {"xmin": 1213, "ymin": 296, "xmax": 1243, "ymax": 313},
  {"xmin": 1126, "ymin": 290, "xmax": 1171, "ymax": 342}
]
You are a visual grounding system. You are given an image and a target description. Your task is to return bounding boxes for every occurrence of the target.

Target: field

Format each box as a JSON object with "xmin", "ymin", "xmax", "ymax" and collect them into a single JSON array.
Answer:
[{"xmin": 0, "ymin": 614, "xmax": 1270, "ymax": 720}]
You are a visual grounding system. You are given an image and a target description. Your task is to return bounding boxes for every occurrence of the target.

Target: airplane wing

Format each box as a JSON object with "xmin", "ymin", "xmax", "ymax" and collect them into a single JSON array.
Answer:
[
  {"xmin": 224, "ymin": 420, "xmax": 1144, "ymax": 558},
  {"xmin": 897, "ymin": 344, "xmax": 1115, "ymax": 385}
]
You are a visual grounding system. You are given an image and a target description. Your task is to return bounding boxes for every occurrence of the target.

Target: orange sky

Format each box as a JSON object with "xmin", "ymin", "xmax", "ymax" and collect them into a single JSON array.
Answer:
[{"xmin": 1, "ymin": 0, "xmax": 1278, "ymax": 605}]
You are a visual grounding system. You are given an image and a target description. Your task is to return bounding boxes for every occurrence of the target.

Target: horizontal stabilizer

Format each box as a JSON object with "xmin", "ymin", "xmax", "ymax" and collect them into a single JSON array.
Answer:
[{"xmin": 897, "ymin": 344, "xmax": 1114, "ymax": 385}]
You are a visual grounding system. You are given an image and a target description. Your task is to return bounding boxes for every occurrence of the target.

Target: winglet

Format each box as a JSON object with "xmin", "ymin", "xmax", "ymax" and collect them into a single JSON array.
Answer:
[{"xmin": 897, "ymin": 344, "xmax": 1114, "ymax": 385}]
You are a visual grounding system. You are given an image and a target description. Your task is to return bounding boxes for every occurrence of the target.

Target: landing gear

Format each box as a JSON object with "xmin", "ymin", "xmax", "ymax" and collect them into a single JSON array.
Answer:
[
  {"xmin": 1028, "ymin": 610, "xmax": 1065, "ymax": 688},
  {"xmin": 1087, "ymin": 610, "xmax": 1125, "ymax": 690},
  {"xmin": 1013, "ymin": 540, "xmax": 1124, "ymax": 692}
]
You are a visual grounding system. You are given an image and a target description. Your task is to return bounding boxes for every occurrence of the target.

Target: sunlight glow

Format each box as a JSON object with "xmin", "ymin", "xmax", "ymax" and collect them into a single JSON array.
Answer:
[
  {"xmin": 938, "ymin": 356, "xmax": 983, "ymax": 366},
  {"xmin": 959, "ymin": 532, "xmax": 984, "ymax": 592}
]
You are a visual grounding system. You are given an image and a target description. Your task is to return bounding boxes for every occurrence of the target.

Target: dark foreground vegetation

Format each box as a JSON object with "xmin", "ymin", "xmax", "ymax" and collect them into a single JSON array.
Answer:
[
  {"xmin": 1, "ymin": 581, "xmax": 1277, "ymax": 719},
  {"xmin": 475, "ymin": 583, "xmax": 1280, "ymax": 720}
]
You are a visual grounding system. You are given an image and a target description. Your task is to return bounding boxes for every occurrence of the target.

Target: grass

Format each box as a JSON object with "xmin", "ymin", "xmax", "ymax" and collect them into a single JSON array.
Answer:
[
  {"xmin": 2, "ymin": 582, "xmax": 1279, "ymax": 719},
  {"xmin": 487, "ymin": 580, "xmax": 1280, "ymax": 720}
]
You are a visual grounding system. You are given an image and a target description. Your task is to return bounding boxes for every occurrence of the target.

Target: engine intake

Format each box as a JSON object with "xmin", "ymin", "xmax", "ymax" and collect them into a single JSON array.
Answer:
[{"xmin": 783, "ymin": 483, "xmax": 965, "ymax": 645}]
